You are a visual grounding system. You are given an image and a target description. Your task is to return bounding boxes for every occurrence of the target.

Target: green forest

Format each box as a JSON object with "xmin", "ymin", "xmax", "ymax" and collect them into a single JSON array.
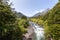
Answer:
[
  {"xmin": 0, "ymin": 0, "xmax": 60, "ymax": 40},
  {"xmin": 0, "ymin": 0, "xmax": 29, "ymax": 40}
]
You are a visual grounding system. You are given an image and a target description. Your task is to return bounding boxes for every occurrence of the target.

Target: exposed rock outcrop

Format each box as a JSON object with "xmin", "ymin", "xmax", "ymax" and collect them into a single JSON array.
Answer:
[{"xmin": 23, "ymin": 26, "xmax": 34, "ymax": 40}]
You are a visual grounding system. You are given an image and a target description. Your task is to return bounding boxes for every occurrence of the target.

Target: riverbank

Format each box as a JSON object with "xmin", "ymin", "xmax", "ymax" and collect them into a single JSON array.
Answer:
[{"xmin": 23, "ymin": 26, "xmax": 34, "ymax": 40}]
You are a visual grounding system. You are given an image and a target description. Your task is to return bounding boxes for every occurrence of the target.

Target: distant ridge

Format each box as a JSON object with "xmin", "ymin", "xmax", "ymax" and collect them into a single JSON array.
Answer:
[
  {"xmin": 16, "ymin": 12, "xmax": 27, "ymax": 18},
  {"xmin": 32, "ymin": 8, "xmax": 50, "ymax": 17}
]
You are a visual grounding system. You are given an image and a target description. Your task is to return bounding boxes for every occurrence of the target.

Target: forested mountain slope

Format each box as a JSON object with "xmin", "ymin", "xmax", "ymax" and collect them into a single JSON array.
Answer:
[{"xmin": 30, "ymin": 1, "xmax": 60, "ymax": 40}]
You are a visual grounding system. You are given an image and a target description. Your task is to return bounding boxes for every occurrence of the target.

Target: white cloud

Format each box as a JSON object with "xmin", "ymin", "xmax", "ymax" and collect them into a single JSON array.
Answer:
[
  {"xmin": 34, "ymin": 9, "xmax": 45, "ymax": 13},
  {"xmin": 39, "ymin": 10, "xmax": 44, "ymax": 12}
]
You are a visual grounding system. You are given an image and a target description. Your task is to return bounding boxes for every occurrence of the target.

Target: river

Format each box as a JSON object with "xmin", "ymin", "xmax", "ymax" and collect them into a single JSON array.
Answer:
[{"xmin": 29, "ymin": 21, "xmax": 45, "ymax": 40}]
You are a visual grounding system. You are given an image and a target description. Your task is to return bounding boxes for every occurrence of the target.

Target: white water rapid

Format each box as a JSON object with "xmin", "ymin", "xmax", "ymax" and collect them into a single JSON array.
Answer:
[
  {"xmin": 29, "ymin": 21, "xmax": 45, "ymax": 40},
  {"xmin": 33, "ymin": 24, "xmax": 45, "ymax": 40}
]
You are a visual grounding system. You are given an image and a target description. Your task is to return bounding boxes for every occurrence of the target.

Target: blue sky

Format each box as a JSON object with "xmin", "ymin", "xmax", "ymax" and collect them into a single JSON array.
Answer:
[{"xmin": 10, "ymin": 0, "xmax": 58, "ymax": 17}]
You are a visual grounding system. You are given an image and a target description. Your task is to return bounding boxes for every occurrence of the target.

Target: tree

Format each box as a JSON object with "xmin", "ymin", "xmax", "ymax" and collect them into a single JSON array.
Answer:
[
  {"xmin": 0, "ymin": 0, "xmax": 24, "ymax": 40},
  {"xmin": 44, "ymin": 2, "xmax": 60, "ymax": 40}
]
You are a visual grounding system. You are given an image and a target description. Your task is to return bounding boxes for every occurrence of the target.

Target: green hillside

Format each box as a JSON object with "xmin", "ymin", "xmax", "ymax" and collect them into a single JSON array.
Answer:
[{"xmin": 30, "ymin": 1, "xmax": 60, "ymax": 40}]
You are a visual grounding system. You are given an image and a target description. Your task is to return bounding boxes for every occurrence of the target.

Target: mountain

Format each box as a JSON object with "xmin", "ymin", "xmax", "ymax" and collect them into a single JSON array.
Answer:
[
  {"xmin": 16, "ymin": 12, "xmax": 27, "ymax": 18},
  {"xmin": 32, "ymin": 9, "xmax": 50, "ymax": 17}
]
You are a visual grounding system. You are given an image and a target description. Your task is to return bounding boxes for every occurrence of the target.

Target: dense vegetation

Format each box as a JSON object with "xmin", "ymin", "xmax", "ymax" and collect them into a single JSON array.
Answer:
[
  {"xmin": 30, "ymin": 1, "xmax": 60, "ymax": 40},
  {"xmin": 44, "ymin": 2, "xmax": 60, "ymax": 40},
  {"xmin": 0, "ymin": 0, "xmax": 29, "ymax": 40}
]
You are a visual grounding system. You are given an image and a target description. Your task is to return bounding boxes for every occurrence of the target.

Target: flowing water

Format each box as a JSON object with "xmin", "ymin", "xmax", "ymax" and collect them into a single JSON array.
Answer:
[
  {"xmin": 33, "ymin": 25, "xmax": 45, "ymax": 40},
  {"xmin": 29, "ymin": 21, "xmax": 45, "ymax": 40}
]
